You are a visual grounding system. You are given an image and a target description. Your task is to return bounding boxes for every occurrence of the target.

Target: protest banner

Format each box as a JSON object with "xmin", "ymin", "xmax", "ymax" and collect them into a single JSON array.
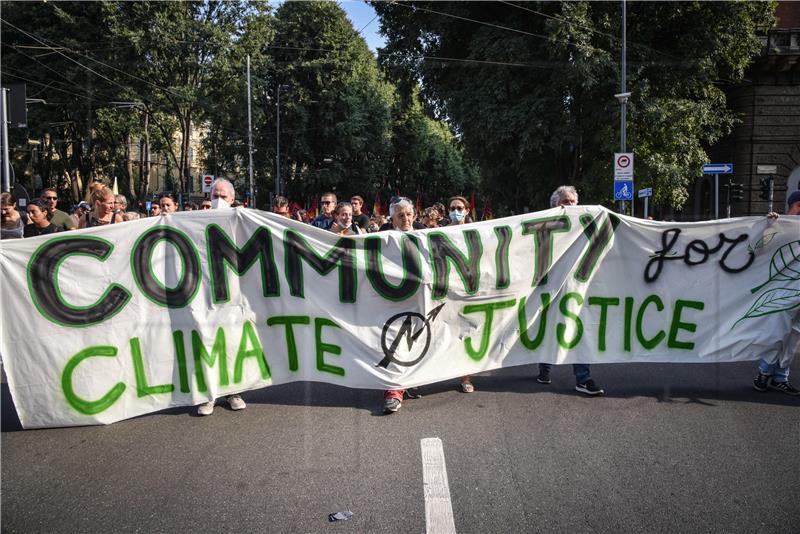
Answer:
[{"xmin": 1, "ymin": 206, "xmax": 797, "ymax": 428}]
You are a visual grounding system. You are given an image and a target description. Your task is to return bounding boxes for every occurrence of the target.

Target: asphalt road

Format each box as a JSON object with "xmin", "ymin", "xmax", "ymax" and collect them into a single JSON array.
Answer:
[{"xmin": 2, "ymin": 361, "xmax": 798, "ymax": 533}]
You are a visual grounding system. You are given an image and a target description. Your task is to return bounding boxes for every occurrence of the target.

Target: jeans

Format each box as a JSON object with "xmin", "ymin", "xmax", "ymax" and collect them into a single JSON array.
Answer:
[
  {"xmin": 539, "ymin": 363, "xmax": 591, "ymax": 384},
  {"xmin": 758, "ymin": 358, "xmax": 789, "ymax": 383}
]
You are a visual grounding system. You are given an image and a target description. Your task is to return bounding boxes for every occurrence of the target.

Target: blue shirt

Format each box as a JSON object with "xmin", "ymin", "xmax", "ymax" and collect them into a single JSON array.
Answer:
[{"xmin": 311, "ymin": 215, "xmax": 334, "ymax": 230}]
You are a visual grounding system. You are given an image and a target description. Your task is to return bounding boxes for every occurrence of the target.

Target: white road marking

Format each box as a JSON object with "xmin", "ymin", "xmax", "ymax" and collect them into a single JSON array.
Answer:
[{"xmin": 421, "ymin": 437, "xmax": 457, "ymax": 534}]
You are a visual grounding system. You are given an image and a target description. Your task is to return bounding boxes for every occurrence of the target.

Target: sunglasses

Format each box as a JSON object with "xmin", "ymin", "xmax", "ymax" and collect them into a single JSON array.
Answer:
[
  {"xmin": 321, "ymin": 200, "xmax": 334, "ymax": 205},
  {"xmin": 450, "ymin": 206, "xmax": 466, "ymax": 211},
  {"xmin": 43, "ymin": 196, "xmax": 58, "ymax": 201}
]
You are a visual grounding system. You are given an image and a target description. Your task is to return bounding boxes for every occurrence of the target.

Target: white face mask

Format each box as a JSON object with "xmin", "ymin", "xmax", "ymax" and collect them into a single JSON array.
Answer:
[
  {"xmin": 211, "ymin": 198, "xmax": 230, "ymax": 210},
  {"xmin": 450, "ymin": 210, "xmax": 465, "ymax": 222}
]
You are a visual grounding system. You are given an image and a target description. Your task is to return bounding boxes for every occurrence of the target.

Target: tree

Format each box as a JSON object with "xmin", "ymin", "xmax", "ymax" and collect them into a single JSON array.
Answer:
[
  {"xmin": 104, "ymin": 0, "xmax": 264, "ymax": 194},
  {"xmin": 0, "ymin": 1, "xmax": 133, "ymax": 201},
  {"xmin": 388, "ymin": 88, "xmax": 479, "ymax": 205},
  {"xmin": 373, "ymin": 1, "xmax": 775, "ymax": 213}
]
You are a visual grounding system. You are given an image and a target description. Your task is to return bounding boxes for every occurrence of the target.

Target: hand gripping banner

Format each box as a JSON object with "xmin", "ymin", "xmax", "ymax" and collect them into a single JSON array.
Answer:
[{"xmin": 1, "ymin": 206, "xmax": 798, "ymax": 428}]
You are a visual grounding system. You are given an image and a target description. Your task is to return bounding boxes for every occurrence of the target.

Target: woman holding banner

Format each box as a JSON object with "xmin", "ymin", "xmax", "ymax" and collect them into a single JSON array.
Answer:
[
  {"xmin": 447, "ymin": 195, "xmax": 476, "ymax": 394},
  {"xmin": 329, "ymin": 202, "xmax": 366, "ymax": 236}
]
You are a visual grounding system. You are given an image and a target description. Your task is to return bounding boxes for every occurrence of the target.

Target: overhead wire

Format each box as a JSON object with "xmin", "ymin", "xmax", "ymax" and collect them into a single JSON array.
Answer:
[
  {"xmin": 393, "ymin": 1, "xmax": 552, "ymax": 41},
  {"xmin": 0, "ymin": 18, "xmax": 187, "ymax": 101},
  {"xmin": 498, "ymin": 0, "xmax": 680, "ymax": 61},
  {"xmin": 5, "ymin": 44, "xmax": 122, "ymax": 103}
]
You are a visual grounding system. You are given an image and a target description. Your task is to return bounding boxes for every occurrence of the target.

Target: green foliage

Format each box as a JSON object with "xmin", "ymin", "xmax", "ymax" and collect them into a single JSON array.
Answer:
[
  {"xmin": 0, "ymin": 0, "xmax": 479, "ymax": 209},
  {"xmin": 374, "ymin": 0, "xmax": 776, "ymax": 212}
]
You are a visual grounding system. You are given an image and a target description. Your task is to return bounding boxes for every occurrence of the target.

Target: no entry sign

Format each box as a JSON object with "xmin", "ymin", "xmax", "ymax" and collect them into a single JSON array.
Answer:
[
  {"xmin": 202, "ymin": 174, "xmax": 214, "ymax": 193},
  {"xmin": 614, "ymin": 153, "xmax": 634, "ymax": 180}
]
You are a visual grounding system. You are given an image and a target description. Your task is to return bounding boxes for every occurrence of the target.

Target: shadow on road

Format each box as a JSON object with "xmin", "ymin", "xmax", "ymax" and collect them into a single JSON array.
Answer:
[{"xmin": 2, "ymin": 362, "xmax": 796, "ymax": 431}]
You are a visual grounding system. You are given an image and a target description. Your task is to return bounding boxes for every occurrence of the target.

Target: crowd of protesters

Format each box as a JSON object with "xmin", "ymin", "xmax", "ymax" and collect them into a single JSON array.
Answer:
[{"xmin": 3, "ymin": 180, "xmax": 798, "ymax": 414}]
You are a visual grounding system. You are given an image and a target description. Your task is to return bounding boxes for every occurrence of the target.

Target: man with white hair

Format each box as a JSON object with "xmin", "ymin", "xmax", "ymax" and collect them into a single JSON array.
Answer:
[
  {"xmin": 536, "ymin": 185, "xmax": 605, "ymax": 396},
  {"xmin": 197, "ymin": 178, "xmax": 247, "ymax": 415},
  {"xmin": 210, "ymin": 178, "xmax": 236, "ymax": 209}
]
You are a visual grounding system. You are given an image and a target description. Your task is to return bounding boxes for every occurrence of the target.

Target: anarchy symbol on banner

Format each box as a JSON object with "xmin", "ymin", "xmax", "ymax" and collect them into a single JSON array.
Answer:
[{"xmin": 376, "ymin": 303, "xmax": 446, "ymax": 369}]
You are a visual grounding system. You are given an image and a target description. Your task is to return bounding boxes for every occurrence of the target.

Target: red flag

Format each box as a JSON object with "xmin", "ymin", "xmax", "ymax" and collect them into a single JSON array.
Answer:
[
  {"xmin": 307, "ymin": 197, "xmax": 318, "ymax": 220},
  {"xmin": 416, "ymin": 191, "xmax": 423, "ymax": 214},
  {"xmin": 470, "ymin": 192, "xmax": 477, "ymax": 221},
  {"xmin": 482, "ymin": 197, "xmax": 493, "ymax": 221},
  {"xmin": 373, "ymin": 192, "xmax": 381, "ymax": 216}
]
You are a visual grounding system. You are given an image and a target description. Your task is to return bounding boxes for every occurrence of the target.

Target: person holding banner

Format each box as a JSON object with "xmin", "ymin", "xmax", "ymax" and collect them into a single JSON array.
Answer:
[
  {"xmin": 196, "ymin": 178, "xmax": 246, "ymax": 415},
  {"xmin": 210, "ymin": 178, "xmax": 236, "ymax": 209},
  {"xmin": 158, "ymin": 193, "xmax": 178, "ymax": 214},
  {"xmin": 536, "ymin": 185, "xmax": 605, "ymax": 396},
  {"xmin": 447, "ymin": 195, "xmax": 477, "ymax": 394},
  {"xmin": 383, "ymin": 197, "xmax": 422, "ymax": 413},
  {"xmin": 753, "ymin": 190, "xmax": 800, "ymax": 396},
  {"xmin": 329, "ymin": 202, "xmax": 365, "ymax": 236}
]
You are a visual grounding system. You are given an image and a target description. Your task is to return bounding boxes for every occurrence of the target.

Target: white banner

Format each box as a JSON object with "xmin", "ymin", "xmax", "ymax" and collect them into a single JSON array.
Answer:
[{"xmin": 1, "ymin": 206, "xmax": 798, "ymax": 428}]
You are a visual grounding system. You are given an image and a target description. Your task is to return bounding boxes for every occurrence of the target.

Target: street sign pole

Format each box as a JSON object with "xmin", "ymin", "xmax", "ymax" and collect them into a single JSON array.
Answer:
[
  {"xmin": 644, "ymin": 196, "xmax": 649, "ymax": 219},
  {"xmin": 768, "ymin": 175, "xmax": 774, "ymax": 213},
  {"xmin": 621, "ymin": 0, "xmax": 626, "ymax": 214},
  {"xmin": 1, "ymin": 88, "xmax": 10, "ymax": 193},
  {"xmin": 703, "ymin": 163, "xmax": 733, "ymax": 220},
  {"xmin": 246, "ymin": 55, "xmax": 255, "ymax": 209},
  {"xmin": 726, "ymin": 180, "xmax": 731, "ymax": 219}
]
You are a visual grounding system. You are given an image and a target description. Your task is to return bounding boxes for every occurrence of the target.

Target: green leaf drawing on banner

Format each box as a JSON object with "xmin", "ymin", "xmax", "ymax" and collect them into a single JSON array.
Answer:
[
  {"xmin": 747, "ymin": 231, "xmax": 777, "ymax": 255},
  {"xmin": 750, "ymin": 240, "xmax": 800, "ymax": 294},
  {"xmin": 734, "ymin": 287, "xmax": 800, "ymax": 327}
]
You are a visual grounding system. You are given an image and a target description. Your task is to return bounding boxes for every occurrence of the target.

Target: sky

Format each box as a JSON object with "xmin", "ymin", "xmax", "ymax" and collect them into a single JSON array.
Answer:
[{"xmin": 339, "ymin": 1, "xmax": 387, "ymax": 53}]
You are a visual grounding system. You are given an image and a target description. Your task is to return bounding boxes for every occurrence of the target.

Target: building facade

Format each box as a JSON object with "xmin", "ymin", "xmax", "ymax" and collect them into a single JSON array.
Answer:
[{"xmin": 695, "ymin": 2, "xmax": 800, "ymax": 219}]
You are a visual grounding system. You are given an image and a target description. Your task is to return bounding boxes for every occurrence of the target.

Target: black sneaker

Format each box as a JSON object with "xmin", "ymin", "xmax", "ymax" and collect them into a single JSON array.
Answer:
[
  {"xmin": 383, "ymin": 398, "xmax": 402, "ymax": 414},
  {"xmin": 575, "ymin": 379, "xmax": 604, "ymax": 396},
  {"xmin": 753, "ymin": 373, "xmax": 770, "ymax": 392},
  {"xmin": 536, "ymin": 371, "xmax": 551, "ymax": 384},
  {"xmin": 768, "ymin": 380, "xmax": 800, "ymax": 396}
]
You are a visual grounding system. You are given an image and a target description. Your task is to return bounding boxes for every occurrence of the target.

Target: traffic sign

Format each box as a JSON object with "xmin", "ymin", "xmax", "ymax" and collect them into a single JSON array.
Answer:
[
  {"xmin": 614, "ymin": 180, "xmax": 633, "ymax": 201},
  {"xmin": 702, "ymin": 163, "xmax": 733, "ymax": 174},
  {"xmin": 756, "ymin": 165, "xmax": 777, "ymax": 175},
  {"xmin": 637, "ymin": 187, "xmax": 652, "ymax": 198},
  {"xmin": 614, "ymin": 152, "xmax": 634, "ymax": 180},
  {"xmin": 202, "ymin": 174, "xmax": 214, "ymax": 194}
]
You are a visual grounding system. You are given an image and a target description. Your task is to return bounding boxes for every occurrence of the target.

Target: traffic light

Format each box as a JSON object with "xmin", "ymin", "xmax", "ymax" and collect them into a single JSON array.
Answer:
[
  {"xmin": 730, "ymin": 183, "xmax": 744, "ymax": 202},
  {"xmin": 759, "ymin": 177, "xmax": 771, "ymax": 200}
]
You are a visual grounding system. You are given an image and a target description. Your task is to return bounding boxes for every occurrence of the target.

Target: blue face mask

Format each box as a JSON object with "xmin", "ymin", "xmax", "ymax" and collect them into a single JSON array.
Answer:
[{"xmin": 450, "ymin": 210, "xmax": 465, "ymax": 222}]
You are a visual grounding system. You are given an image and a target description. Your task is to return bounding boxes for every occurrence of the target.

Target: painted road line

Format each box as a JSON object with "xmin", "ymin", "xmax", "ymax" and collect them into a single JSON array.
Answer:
[{"xmin": 421, "ymin": 437, "xmax": 457, "ymax": 534}]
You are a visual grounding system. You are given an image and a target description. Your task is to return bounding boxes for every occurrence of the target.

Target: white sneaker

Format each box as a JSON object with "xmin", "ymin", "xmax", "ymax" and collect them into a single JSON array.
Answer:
[
  {"xmin": 197, "ymin": 400, "xmax": 215, "ymax": 416},
  {"xmin": 227, "ymin": 395, "xmax": 246, "ymax": 410}
]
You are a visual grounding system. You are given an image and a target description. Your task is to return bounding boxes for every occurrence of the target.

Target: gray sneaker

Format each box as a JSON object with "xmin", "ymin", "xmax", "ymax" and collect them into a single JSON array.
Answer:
[
  {"xmin": 197, "ymin": 400, "xmax": 215, "ymax": 416},
  {"xmin": 227, "ymin": 395, "xmax": 246, "ymax": 410}
]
